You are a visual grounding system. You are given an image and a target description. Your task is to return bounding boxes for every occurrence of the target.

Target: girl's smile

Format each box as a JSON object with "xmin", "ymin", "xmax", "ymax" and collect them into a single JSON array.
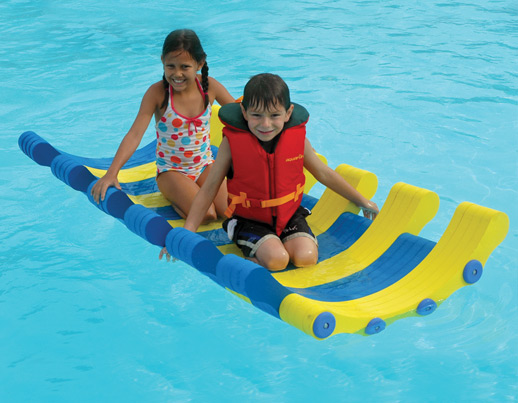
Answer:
[{"xmin": 162, "ymin": 50, "xmax": 204, "ymax": 92}]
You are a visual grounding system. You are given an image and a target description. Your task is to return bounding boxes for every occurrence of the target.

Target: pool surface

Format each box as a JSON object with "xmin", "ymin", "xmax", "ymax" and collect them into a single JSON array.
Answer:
[{"xmin": 1, "ymin": 0, "xmax": 517, "ymax": 401}]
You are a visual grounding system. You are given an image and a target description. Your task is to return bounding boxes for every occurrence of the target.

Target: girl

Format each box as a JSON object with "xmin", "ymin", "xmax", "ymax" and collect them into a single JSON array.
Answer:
[{"xmin": 91, "ymin": 29, "xmax": 234, "ymax": 222}]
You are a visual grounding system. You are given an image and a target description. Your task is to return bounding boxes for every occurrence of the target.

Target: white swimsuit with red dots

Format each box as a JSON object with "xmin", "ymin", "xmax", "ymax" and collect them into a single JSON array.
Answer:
[{"xmin": 155, "ymin": 78, "xmax": 213, "ymax": 181}]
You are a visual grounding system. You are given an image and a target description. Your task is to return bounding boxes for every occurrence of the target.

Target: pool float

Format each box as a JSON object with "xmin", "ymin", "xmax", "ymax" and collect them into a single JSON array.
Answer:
[{"xmin": 18, "ymin": 105, "xmax": 509, "ymax": 339}]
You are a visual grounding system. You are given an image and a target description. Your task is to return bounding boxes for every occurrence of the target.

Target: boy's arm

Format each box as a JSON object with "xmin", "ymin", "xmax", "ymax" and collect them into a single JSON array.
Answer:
[
  {"xmin": 184, "ymin": 137, "xmax": 232, "ymax": 232},
  {"xmin": 303, "ymin": 139, "xmax": 379, "ymax": 219}
]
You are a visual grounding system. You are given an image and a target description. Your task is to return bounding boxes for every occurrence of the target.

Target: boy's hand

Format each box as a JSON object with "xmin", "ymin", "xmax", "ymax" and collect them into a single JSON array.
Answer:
[
  {"xmin": 361, "ymin": 201, "xmax": 379, "ymax": 220},
  {"xmin": 159, "ymin": 247, "xmax": 177, "ymax": 262}
]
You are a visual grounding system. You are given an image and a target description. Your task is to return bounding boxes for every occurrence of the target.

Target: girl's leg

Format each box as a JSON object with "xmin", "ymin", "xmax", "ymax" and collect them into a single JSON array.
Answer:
[
  {"xmin": 283, "ymin": 236, "xmax": 318, "ymax": 267},
  {"xmin": 196, "ymin": 164, "xmax": 228, "ymax": 217},
  {"xmin": 156, "ymin": 170, "xmax": 217, "ymax": 222},
  {"xmin": 253, "ymin": 237, "xmax": 290, "ymax": 271}
]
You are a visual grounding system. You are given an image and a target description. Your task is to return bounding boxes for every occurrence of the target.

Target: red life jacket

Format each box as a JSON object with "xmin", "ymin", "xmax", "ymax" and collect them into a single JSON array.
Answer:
[{"xmin": 218, "ymin": 103, "xmax": 309, "ymax": 236}]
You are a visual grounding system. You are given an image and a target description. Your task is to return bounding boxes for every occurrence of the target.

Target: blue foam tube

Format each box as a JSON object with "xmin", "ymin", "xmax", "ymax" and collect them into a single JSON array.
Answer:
[
  {"xmin": 86, "ymin": 180, "xmax": 134, "ymax": 220},
  {"xmin": 19, "ymin": 131, "xmax": 60, "ymax": 167},
  {"xmin": 51, "ymin": 154, "xmax": 97, "ymax": 192},
  {"xmin": 165, "ymin": 228, "xmax": 223, "ymax": 277},
  {"xmin": 215, "ymin": 254, "xmax": 291, "ymax": 318},
  {"xmin": 124, "ymin": 204, "xmax": 172, "ymax": 246}
]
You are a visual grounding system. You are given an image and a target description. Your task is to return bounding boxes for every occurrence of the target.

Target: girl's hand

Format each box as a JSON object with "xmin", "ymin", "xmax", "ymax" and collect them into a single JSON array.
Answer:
[
  {"xmin": 360, "ymin": 200, "xmax": 379, "ymax": 220},
  {"xmin": 90, "ymin": 175, "xmax": 121, "ymax": 204}
]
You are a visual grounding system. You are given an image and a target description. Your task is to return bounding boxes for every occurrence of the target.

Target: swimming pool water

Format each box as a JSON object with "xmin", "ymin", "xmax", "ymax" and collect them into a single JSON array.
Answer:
[{"xmin": 1, "ymin": 0, "xmax": 517, "ymax": 401}]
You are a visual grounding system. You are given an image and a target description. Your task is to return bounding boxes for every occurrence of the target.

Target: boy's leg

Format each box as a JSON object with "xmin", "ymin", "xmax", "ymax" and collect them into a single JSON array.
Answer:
[
  {"xmin": 223, "ymin": 217, "xmax": 290, "ymax": 271},
  {"xmin": 283, "ymin": 236, "xmax": 318, "ymax": 267},
  {"xmin": 253, "ymin": 237, "xmax": 290, "ymax": 271},
  {"xmin": 281, "ymin": 206, "xmax": 318, "ymax": 267}
]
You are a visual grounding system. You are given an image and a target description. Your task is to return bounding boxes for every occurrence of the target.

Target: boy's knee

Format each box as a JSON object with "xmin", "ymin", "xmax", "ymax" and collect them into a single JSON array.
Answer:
[
  {"xmin": 291, "ymin": 249, "xmax": 318, "ymax": 267},
  {"xmin": 260, "ymin": 250, "xmax": 290, "ymax": 272}
]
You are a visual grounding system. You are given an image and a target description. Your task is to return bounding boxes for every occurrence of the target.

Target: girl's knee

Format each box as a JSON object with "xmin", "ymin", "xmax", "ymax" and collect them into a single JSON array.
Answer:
[{"xmin": 203, "ymin": 206, "xmax": 217, "ymax": 223}]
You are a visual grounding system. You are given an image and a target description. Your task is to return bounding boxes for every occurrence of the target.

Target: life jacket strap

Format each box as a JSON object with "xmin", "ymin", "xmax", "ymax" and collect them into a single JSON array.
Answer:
[{"xmin": 224, "ymin": 183, "xmax": 304, "ymax": 218}]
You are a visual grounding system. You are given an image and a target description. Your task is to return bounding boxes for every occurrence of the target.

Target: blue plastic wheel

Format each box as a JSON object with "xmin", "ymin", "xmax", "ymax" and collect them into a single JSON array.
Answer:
[
  {"xmin": 463, "ymin": 260, "xmax": 483, "ymax": 284},
  {"xmin": 417, "ymin": 298, "xmax": 437, "ymax": 316},
  {"xmin": 365, "ymin": 317, "xmax": 386, "ymax": 335},
  {"xmin": 313, "ymin": 312, "xmax": 336, "ymax": 339}
]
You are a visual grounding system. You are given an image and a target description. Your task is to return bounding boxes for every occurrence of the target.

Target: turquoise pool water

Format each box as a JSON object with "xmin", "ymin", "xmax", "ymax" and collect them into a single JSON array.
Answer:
[{"xmin": 1, "ymin": 0, "xmax": 517, "ymax": 401}]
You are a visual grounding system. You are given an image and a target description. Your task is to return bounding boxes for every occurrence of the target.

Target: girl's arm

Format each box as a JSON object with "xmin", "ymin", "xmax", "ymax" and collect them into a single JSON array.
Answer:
[
  {"xmin": 91, "ymin": 83, "xmax": 161, "ymax": 203},
  {"xmin": 303, "ymin": 139, "xmax": 379, "ymax": 220},
  {"xmin": 184, "ymin": 137, "xmax": 232, "ymax": 232},
  {"xmin": 208, "ymin": 76, "xmax": 235, "ymax": 106}
]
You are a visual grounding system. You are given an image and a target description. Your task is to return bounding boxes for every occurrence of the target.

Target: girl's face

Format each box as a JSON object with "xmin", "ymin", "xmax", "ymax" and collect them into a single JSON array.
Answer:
[{"xmin": 162, "ymin": 50, "xmax": 204, "ymax": 92}]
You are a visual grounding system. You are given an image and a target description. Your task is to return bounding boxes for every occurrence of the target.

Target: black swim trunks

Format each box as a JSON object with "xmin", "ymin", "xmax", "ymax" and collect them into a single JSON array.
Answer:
[{"xmin": 222, "ymin": 206, "xmax": 317, "ymax": 258}]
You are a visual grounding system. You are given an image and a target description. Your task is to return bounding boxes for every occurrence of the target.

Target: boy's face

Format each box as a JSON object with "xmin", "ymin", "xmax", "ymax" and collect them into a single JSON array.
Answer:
[{"xmin": 241, "ymin": 101, "xmax": 294, "ymax": 142}]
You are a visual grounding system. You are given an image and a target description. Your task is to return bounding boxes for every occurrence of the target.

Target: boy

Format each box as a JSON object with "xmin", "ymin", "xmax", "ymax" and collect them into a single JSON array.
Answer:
[{"xmin": 179, "ymin": 73, "xmax": 378, "ymax": 271}]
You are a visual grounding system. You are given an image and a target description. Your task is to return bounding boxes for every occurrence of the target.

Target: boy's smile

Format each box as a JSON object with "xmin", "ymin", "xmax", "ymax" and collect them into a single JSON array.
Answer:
[{"xmin": 241, "ymin": 102, "xmax": 294, "ymax": 142}]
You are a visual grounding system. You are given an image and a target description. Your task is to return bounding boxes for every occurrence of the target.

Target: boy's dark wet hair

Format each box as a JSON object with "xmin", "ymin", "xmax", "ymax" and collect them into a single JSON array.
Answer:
[
  {"xmin": 161, "ymin": 29, "xmax": 209, "ymax": 108},
  {"xmin": 241, "ymin": 73, "xmax": 291, "ymax": 112}
]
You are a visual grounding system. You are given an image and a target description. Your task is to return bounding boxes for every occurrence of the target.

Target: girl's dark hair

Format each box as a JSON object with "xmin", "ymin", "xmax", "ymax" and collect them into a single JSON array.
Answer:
[
  {"xmin": 160, "ymin": 29, "xmax": 209, "ymax": 109},
  {"xmin": 241, "ymin": 73, "xmax": 291, "ymax": 112}
]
